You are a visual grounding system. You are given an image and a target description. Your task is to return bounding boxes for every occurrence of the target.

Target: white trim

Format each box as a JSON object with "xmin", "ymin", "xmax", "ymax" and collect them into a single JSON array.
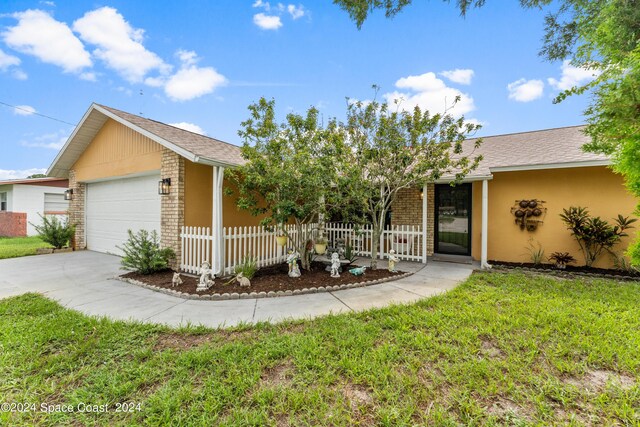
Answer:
[
  {"xmin": 80, "ymin": 170, "xmax": 160, "ymax": 184},
  {"xmin": 435, "ymin": 175, "xmax": 494, "ymax": 183},
  {"xmin": 194, "ymin": 155, "xmax": 240, "ymax": 169},
  {"xmin": 481, "ymin": 179, "xmax": 490, "ymax": 269},
  {"xmin": 422, "ymin": 183, "xmax": 428, "ymax": 263},
  {"xmin": 490, "ymin": 159, "xmax": 610, "ymax": 173},
  {"xmin": 211, "ymin": 166, "xmax": 225, "ymax": 275}
]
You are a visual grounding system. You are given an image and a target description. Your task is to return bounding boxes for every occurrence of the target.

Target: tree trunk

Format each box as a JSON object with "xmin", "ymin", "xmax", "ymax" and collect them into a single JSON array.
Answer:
[{"xmin": 370, "ymin": 228, "xmax": 381, "ymax": 270}]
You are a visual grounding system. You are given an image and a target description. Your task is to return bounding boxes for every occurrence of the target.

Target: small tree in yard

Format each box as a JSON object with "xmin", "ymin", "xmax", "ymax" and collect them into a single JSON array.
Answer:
[
  {"xmin": 31, "ymin": 214, "xmax": 75, "ymax": 249},
  {"xmin": 118, "ymin": 229, "xmax": 174, "ymax": 275},
  {"xmin": 337, "ymin": 92, "xmax": 483, "ymax": 269},
  {"xmin": 229, "ymin": 98, "xmax": 341, "ymax": 271},
  {"xmin": 560, "ymin": 206, "xmax": 636, "ymax": 268}
]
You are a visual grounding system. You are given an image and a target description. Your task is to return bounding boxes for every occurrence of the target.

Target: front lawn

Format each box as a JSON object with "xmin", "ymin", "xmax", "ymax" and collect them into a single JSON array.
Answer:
[
  {"xmin": 0, "ymin": 236, "xmax": 51, "ymax": 260},
  {"xmin": 0, "ymin": 271, "xmax": 638, "ymax": 426}
]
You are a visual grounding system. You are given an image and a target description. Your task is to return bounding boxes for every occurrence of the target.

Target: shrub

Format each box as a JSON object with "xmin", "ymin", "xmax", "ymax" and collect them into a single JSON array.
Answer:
[
  {"xmin": 118, "ymin": 229, "xmax": 174, "ymax": 275},
  {"xmin": 525, "ymin": 239, "xmax": 544, "ymax": 265},
  {"xmin": 31, "ymin": 214, "xmax": 75, "ymax": 249},
  {"xmin": 548, "ymin": 252, "xmax": 576, "ymax": 269},
  {"xmin": 234, "ymin": 254, "xmax": 258, "ymax": 280},
  {"xmin": 559, "ymin": 207, "xmax": 636, "ymax": 267}
]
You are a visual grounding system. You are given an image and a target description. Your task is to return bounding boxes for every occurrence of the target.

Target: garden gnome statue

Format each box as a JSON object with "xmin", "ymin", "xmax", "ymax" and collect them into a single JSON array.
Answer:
[
  {"xmin": 287, "ymin": 249, "xmax": 301, "ymax": 278},
  {"xmin": 172, "ymin": 272, "xmax": 183, "ymax": 287},
  {"xmin": 237, "ymin": 272, "xmax": 251, "ymax": 287},
  {"xmin": 388, "ymin": 249, "xmax": 399, "ymax": 273},
  {"xmin": 330, "ymin": 252, "xmax": 341, "ymax": 278},
  {"xmin": 197, "ymin": 261, "xmax": 214, "ymax": 292}
]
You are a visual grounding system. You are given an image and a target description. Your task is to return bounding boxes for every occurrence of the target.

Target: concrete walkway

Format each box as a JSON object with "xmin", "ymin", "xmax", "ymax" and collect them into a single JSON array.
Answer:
[{"xmin": 0, "ymin": 251, "xmax": 474, "ymax": 328}]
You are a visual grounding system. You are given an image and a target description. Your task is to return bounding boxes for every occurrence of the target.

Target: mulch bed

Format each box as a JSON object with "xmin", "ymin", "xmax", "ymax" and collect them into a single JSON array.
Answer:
[
  {"xmin": 121, "ymin": 261, "xmax": 406, "ymax": 296},
  {"xmin": 489, "ymin": 260, "xmax": 640, "ymax": 280}
]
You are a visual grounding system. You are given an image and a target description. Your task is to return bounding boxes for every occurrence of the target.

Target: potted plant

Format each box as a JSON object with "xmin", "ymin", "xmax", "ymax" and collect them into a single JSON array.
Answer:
[
  {"xmin": 548, "ymin": 252, "xmax": 576, "ymax": 269},
  {"xmin": 314, "ymin": 236, "xmax": 328, "ymax": 255}
]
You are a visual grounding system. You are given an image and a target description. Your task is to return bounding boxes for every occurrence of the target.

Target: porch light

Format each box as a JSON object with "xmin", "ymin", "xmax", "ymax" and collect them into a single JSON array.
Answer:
[
  {"xmin": 64, "ymin": 189, "xmax": 73, "ymax": 201},
  {"xmin": 158, "ymin": 178, "xmax": 171, "ymax": 195},
  {"xmin": 419, "ymin": 187, "xmax": 424, "ymax": 200}
]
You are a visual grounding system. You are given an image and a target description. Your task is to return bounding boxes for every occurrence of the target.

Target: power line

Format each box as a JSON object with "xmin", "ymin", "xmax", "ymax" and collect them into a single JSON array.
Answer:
[{"xmin": 0, "ymin": 101, "xmax": 76, "ymax": 126}]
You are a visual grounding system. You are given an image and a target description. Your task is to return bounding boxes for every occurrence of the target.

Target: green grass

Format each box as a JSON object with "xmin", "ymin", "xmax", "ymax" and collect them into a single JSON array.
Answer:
[
  {"xmin": 1, "ymin": 271, "xmax": 639, "ymax": 426},
  {"xmin": 0, "ymin": 236, "xmax": 52, "ymax": 259}
]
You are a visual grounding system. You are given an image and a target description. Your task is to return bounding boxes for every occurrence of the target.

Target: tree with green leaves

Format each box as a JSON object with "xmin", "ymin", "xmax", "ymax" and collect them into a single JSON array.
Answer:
[
  {"xmin": 336, "ymin": 92, "xmax": 482, "ymax": 269},
  {"xmin": 229, "ymin": 98, "xmax": 341, "ymax": 271},
  {"xmin": 335, "ymin": 0, "xmax": 640, "ymax": 265}
]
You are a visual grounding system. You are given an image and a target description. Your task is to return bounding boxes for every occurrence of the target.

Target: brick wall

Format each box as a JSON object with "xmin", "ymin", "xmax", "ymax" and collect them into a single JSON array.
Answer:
[
  {"xmin": 68, "ymin": 170, "xmax": 86, "ymax": 250},
  {"xmin": 0, "ymin": 212, "xmax": 27, "ymax": 237},
  {"xmin": 160, "ymin": 149, "xmax": 185, "ymax": 269},
  {"xmin": 390, "ymin": 184, "xmax": 435, "ymax": 256}
]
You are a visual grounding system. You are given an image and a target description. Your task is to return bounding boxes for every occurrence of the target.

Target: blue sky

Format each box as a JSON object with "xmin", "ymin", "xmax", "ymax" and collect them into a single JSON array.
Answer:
[{"xmin": 0, "ymin": 0, "xmax": 597, "ymax": 178}]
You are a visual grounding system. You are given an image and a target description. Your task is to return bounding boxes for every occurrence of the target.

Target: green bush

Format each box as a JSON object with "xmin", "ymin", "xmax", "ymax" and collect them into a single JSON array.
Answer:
[
  {"xmin": 560, "ymin": 207, "xmax": 636, "ymax": 267},
  {"xmin": 234, "ymin": 254, "xmax": 258, "ymax": 279},
  {"xmin": 118, "ymin": 229, "xmax": 174, "ymax": 275},
  {"xmin": 30, "ymin": 214, "xmax": 75, "ymax": 249}
]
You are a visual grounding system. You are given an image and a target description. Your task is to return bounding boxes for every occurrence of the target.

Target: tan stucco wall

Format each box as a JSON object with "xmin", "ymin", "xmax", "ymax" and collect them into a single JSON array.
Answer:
[
  {"xmin": 183, "ymin": 161, "xmax": 267, "ymax": 229},
  {"xmin": 471, "ymin": 166, "xmax": 637, "ymax": 268},
  {"xmin": 72, "ymin": 119, "xmax": 162, "ymax": 181}
]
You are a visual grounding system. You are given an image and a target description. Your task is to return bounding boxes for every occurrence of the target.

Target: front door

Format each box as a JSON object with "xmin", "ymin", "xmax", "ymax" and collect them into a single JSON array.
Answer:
[{"xmin": 435, "ymin": 183, "xmax": 472, "ymax": 255}]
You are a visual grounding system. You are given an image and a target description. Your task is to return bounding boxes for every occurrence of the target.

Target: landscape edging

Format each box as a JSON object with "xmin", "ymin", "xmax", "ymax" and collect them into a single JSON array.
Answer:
[
  {"xmin": 114, "ymin": 271, "xmax": 415, "ymax": 300},
  {"xmin": 488, "ymin": 264, "xmax": 639, "ymax": 281}
]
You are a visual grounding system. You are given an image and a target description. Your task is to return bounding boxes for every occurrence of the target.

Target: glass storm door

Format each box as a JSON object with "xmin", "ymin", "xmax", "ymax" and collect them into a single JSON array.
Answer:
[{"xmin": 435, "ymin": 184, "xmax": 472, "ymax": 255}]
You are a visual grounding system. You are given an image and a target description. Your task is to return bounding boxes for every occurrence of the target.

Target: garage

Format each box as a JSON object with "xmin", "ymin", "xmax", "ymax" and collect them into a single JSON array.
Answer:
[{"xmin": 85, "ymin": 173, "xmax": 161, "ymax": 255}]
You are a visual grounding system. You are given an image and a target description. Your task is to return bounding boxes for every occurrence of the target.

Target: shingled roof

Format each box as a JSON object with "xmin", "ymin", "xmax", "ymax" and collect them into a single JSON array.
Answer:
[
  {"xmin": 448, "ymin": 125, "xmax": 610, "ymax": 180},
  {"xmin": 48, "ymin": 103, "xmax": 244, "ymax": 178}
]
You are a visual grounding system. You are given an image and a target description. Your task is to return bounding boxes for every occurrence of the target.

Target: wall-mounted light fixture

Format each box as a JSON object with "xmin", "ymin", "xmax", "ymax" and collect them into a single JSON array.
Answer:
[
  {"xmin": 419, "ymin": 187, "xmax": 424, "ymax": 200},
  {"xmin": 64, "ymin": 188, "xmax": 73, "ymax": 201},
  {"xmin": 158, "ymin": 178, "xmax": 171, "ymax": 195}
]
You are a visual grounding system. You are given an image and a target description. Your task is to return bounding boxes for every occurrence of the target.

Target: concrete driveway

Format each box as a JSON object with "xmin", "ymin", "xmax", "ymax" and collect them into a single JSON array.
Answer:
[{"xmin": 0, "ymin": 251, "xmax": 474, "ymax": 328}]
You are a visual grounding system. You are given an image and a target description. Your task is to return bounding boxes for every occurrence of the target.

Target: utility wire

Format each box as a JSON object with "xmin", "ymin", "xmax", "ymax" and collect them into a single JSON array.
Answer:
[{"xmin": 0, "ymin": 101, "xmax": 76, "ymax": 126}]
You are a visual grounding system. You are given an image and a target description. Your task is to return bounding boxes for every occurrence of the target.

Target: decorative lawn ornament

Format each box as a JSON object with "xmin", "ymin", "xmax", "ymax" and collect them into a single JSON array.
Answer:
[
  {"xmin": 237, "ymin": 272, "xmax": 251, "ymax": 287},
  {"xmin": 349, "ymin": 266, "xmax": 367, "ymax": 276},
  {"xmin": 197, "ymin": 261, "xmax": 214, "ymax": 292},
  {"xmin": 172, "ymin": 272, "xmax": 183, "ymax": 287},
  {"xmin": 387, "ymin": 249, "xmax": 399, "ymax": 273},
  {"xmin": 287, "ymin": 249, "xmax": 301, "ymax": 278},
  {"xmin": 330, "ymin": 252, "xmax": 341, "ymax": 278}
]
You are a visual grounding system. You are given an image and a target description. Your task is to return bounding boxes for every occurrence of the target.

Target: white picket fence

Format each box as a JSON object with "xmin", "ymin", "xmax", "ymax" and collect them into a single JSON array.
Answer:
[{"xmin": 180, "ymin": 222, "xmax": 424, "ymax": 275}]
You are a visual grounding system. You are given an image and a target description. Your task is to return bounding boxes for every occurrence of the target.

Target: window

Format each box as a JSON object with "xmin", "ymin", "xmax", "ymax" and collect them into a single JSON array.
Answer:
[
  {"xmin": 0, "ymin": 192, "xmax": 6, "ymax": 211},
  {"xmin": 44, "ymin": 193, "xmax": 69, "ymax": 215}
]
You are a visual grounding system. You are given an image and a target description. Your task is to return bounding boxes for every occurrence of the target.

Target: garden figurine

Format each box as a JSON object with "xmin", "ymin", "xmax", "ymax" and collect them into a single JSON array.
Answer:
[
  {"xmin": 330, "ymin": 252, "xmax": 341, "ymax": 278},
  {"xmin": 387, "ymin": 249, "xmax": 399, "ymax": 273},
  {"xmin": 172, "ymin": 272, "xmax": 183, "ymax": 287},
  {"xmin": 197, "ymin": 261, "xmax": 214, "ymax": 291},
  {"xmin": 287, "ymin": 249, "xmax": 301, "ymax": 278},
  {"xmin": 237, "ymin": 272, "xmax": 251, "ymax": 287},
  {"xmin": 349, "ymin": 266, "xmax": 367, "ymax": 276}
]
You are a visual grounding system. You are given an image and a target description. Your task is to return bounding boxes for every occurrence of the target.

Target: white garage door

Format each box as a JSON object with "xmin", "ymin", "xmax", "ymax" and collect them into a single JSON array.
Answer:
[{"xmin": 86, "ymin": 173, "xmax": 161, "ymax": 255}]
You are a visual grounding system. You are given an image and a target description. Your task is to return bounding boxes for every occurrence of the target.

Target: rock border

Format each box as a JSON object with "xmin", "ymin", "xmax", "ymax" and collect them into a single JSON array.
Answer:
[
  {"xmin": 114, "ymin": 271, "xmax": 415, "ymax": 301},
  {"xmin": 488, "ymin": 264, "xmax": 640, "ymax": 282}
]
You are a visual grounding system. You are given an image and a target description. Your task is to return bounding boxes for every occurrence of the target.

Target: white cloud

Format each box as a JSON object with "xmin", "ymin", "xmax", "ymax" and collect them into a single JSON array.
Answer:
[
  {"xmin": 440, "ymin": 69, "xmax": 474, "ymax": 85},
  {"xmin": 169, "ymin": 122, "xmax": 206, "ymax": 135},
  {"xmin": 3, "ymin": 9, "xmax": 92, "ymax": 73},
  {"xmin": 383, "ymin": 71, "xmax": 476, "ymax": 118},
  {"xmin": 548, "ymin": 60, "xmax": 600, "ymax": 91},
  {"xmin": 20, "ymin": 129, "xmax": 69, "ymax": 150},
  {"xmin": 73, "ymin": 7, "xmax": 169, "ymax": 83},
  {"xmin": 12, "ymin": 69, "xmax": 28, "ymax": 80},
  {"xmin": 40, "ymin": 1, "xmax": 55, "ymax": 6},
  {"xmin": 0, "ymin": 48, "xmax": 21, "ymax": 70},
  {"xmin": 13, "ymin": 105, "xmax": 36, "ymax": 116},
  {"xmin": 507, "ymin": 78, "xmax": 544, "ymax": 102},
  {"xmin": 0, "ymin": 168, "xmax": 47, "ymax": 180},
  {"xmin": 253, "ymin": 13, "xmax": 282, "ymax": 30},
  {"xmin": 287, "ymin": 4, "xmax": 305, "ymax": 19},
  {"xmin": 165, "ymin": 67, "xmax": 226, "ymax": 101},
  {"xmin": 79, "ymin": 71, "xmax": 96, "ymax": 81},
  {"xmin": 176, "ymin": 49, "xmax": 198, "ymax": 67}
]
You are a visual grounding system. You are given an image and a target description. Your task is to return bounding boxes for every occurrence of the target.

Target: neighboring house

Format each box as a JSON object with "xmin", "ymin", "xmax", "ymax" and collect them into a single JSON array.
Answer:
[
  {"xmin": 0, "ymin": 177, "xmax": 69, "ymax": 237},
  {"xmin": 48, "ymin": 103, "xmax": 637, "ymax": 272},
  {"xmin": 47, "ymin": 103, "xmax": 259, "ymax": 271},
  {"xmin": 391, "ymin": 125, "xmax": 637, "ymax": 269}
]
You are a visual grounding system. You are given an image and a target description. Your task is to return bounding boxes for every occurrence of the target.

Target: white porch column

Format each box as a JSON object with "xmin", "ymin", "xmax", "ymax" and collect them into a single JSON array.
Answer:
[
  {"xmin": 422, "ymin": 183, "xmax": 428, "ymax": 264},
  {"xmin": 212, "ymin": 166, "xmax": 225, "ymax": 275},
  {"xmin": 481, "ymin": 179, "xmax": 490, "ymax": 269}
]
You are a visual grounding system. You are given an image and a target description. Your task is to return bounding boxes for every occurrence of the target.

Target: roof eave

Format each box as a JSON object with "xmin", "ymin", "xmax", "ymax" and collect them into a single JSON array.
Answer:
[
  {"xmin": 194, "ymin": 156, "xmax": 243, "ymax": 169},
  {"xmin": 489, "ymin": 159, "xmax": 611, "ymax": 173}
]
